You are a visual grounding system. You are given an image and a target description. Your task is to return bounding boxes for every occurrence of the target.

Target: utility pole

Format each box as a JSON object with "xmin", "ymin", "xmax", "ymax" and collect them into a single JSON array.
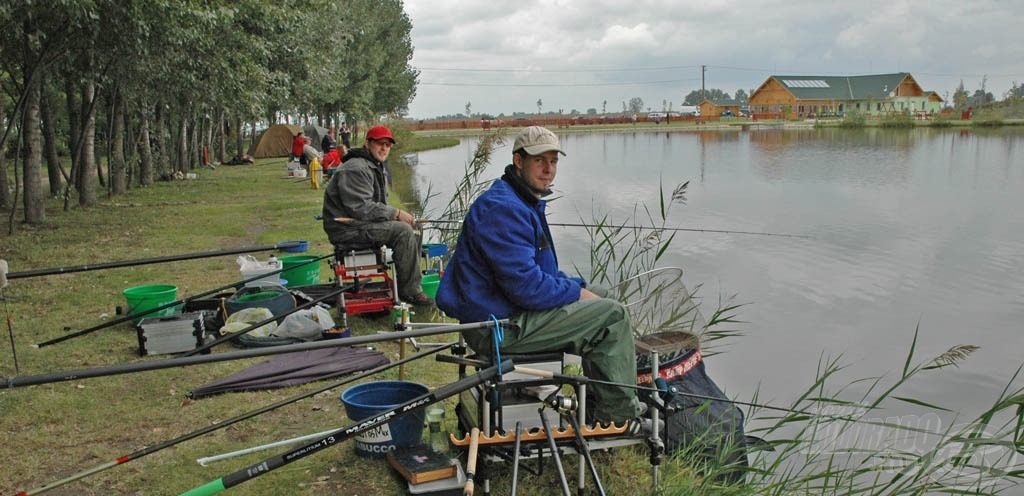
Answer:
[{"xmin": 701, "ymin": 65, "xmax": 707, "ymax": 102}]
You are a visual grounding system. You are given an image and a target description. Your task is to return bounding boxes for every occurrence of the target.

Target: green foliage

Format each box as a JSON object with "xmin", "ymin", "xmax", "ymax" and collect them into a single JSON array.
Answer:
[
  {"xmin": 879, "ymin": 110, "xmax": 915, "ymax": 129},
  {"xmin": 839, "ymin": 110, "xmax": 867, "ymax": 128}
]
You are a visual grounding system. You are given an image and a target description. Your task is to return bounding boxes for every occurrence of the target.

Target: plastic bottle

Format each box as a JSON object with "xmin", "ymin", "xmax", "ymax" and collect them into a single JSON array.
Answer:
[{"xmin": 425, "ymin": 407, "xmax": 449, "ymax": 455}]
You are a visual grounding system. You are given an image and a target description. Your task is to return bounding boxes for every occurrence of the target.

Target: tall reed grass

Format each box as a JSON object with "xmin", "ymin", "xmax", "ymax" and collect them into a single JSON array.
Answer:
[{"xmin": 426, "ymin": 132, "xmax": 1024, "ymax": 495}]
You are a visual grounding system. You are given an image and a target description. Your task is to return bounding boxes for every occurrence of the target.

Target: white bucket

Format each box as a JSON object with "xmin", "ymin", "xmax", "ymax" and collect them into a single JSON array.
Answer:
[{"xmin": 240, "ymin": 259, "xmax": 283, "ymax": 287}]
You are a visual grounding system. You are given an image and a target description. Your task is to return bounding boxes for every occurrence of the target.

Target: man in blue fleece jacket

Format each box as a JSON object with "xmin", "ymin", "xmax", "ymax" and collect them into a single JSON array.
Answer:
[{"xmin": 436, "ymin": 126, "xmax": 642, "ymax": 425}]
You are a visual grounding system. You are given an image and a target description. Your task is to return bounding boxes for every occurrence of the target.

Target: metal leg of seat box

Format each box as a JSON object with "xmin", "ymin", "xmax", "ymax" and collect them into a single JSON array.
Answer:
[
  {"xmin": 511, "ymin": 421, "xmax": 523, "ymax": 496},
  {"xmin": 538, "ymin": 403, "xmax": 572, "ymax": 496}
]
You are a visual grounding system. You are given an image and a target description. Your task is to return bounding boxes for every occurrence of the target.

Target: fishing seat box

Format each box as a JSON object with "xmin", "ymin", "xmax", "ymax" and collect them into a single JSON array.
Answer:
[{"xmin": 136, "ymin": 311, "xmax": 209, "ymax": 356}]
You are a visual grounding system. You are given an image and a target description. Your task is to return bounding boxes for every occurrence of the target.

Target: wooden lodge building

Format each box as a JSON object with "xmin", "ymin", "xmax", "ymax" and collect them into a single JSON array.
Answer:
[{"xmin": 748, "ymin": 72, "xmax": 944, "ymax": 119}]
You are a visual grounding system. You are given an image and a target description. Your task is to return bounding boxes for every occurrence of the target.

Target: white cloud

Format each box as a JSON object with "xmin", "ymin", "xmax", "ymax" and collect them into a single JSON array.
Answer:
[{"xmin": 403, "ymin": 0, "xmax": 1024, "ymax": 118}]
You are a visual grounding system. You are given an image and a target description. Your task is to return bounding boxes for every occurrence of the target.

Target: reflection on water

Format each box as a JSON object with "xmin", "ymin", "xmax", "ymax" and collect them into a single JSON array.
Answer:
[{"xmin": 415, "ymin": 128, "xmax": 1024, "ymax": 422}]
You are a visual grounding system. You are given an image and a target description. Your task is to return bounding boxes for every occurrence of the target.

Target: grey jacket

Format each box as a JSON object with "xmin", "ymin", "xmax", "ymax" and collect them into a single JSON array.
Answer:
[{"xmin": 321, "ymin": 148, "xmax": 398, "ymax": 242}]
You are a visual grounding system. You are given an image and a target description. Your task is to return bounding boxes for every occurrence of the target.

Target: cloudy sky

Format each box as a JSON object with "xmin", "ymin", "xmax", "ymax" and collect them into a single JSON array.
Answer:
[{"xmin": 402, "ymin": 0, "xmax": 1023, "ymax": 119}]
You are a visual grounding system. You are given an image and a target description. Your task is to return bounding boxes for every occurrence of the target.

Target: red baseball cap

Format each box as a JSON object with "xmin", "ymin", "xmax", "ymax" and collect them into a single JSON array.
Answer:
[{"xmin": 365, "ymin": 125, "xmax": 395, "ymax": 144}]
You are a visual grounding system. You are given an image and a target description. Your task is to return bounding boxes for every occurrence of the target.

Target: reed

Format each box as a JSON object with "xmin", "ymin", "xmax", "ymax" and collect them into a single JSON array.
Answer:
[{"xmin": 429, "ymin": 136, "xmax": 1024, "ymax": 495}]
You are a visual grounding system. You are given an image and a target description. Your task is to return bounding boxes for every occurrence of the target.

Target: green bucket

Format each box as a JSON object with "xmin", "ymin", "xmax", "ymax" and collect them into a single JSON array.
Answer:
[
  {"xmin": 123, "ymin": 284, "xmax": 179, "ymax": 324},
  {"xmin": 280, "ymin": 255, "xmax": 321, "ymax": 287},
  {"xmin": 421, "ymin": 272, "xmax": 440, "ymax": 298}
]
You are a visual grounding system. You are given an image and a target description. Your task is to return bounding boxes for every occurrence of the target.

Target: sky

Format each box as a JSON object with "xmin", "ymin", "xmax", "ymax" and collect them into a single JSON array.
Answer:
[{"xmin": 401, "ymin": 0, "xmax": 1024, "ymax": 119}]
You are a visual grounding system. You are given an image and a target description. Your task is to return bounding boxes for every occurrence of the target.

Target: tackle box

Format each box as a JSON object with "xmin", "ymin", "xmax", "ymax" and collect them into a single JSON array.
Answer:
[{"xmin": 136, "ymin": 311, "xmax": 208, "ymax": 356}]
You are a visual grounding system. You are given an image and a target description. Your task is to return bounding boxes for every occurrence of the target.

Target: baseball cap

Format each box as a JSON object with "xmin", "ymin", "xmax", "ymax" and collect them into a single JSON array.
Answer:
[
  {"xmin": 365, "ymin": 125, "xmax": 396, "ymax": 144},
  {"xmin": 513, "ymin": 126, "xmax": 565, "ymax": 156}
]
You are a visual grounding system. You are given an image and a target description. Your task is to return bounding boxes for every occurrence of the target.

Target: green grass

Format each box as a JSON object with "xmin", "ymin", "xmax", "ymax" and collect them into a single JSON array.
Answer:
[
  {"xmin": 0, "ymin": 147, "xmax": 716, "ymax": 495},
  {"xmin": 3, "ymin": 134, "xmax": 1022, "ymax": 495}
]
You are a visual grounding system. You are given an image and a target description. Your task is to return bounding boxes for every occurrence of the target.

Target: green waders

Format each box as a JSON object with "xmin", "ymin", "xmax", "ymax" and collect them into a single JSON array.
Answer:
[{"xmin": 463, "ymin": 285, "xmax": 641, "ymax": 425}]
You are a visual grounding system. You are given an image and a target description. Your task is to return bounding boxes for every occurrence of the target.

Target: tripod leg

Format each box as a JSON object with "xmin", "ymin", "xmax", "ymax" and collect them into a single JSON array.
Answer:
[
  {"xmin": 539, "ymin": 408, "xmax": 572, "ymax": 496},
  {"xmin": 564, "ymin": 411, "xmax": 607, "ymax": 496}
]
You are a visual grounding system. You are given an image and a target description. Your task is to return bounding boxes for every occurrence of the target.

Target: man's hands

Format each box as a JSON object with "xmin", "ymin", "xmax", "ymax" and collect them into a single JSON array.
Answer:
[
  {"xmin": 580, "ymin": 287, "xmax": 600, "ymax": 300},
  {"xmin": 395, "ymin": 209, "xmax": 417, "ymax": 226}
]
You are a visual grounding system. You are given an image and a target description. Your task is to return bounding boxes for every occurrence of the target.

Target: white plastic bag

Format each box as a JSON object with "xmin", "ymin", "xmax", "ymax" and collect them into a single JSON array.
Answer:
[
  {"xmin": 220, "ymin": 307, "xmax": 277, "ymax": 337},
  {"xmin": 273, "ymin": 306, "xmax": 336, "ymax": 341}
]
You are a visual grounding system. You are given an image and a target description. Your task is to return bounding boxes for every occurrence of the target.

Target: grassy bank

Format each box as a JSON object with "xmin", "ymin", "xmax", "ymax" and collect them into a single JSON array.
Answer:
[{"xmin": 0, "ymin": 151, "xmax": 709, "ymax": 495}]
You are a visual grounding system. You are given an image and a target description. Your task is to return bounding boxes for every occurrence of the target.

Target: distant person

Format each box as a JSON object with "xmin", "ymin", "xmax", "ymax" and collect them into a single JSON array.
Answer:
[
  {"xmin": 340, "ymin": 122, "xmax": 352, "ymax": 148},
  {"xmin": 322, "ymin": 125, "xmax": 433, "ymax": 307},
  {"xmin": 291, "ymin": 130, "xmax": 305, "ymax": 162},
  {"xmin": 436, "ymin": 126, "xmax": 645, "ymax": 428},
  {"xmin": 321, "ymin": 126, "xmax": 338, "ymax": 153}
]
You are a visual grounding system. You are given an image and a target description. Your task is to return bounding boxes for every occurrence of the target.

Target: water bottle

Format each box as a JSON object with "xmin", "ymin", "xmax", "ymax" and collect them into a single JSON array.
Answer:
[{"xmin": 425, "ymin": 407, "xmax": 448, "ymax": 455}]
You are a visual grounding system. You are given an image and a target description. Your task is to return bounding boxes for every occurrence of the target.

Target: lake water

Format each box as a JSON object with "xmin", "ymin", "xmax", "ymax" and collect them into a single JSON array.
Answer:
[{"xmin": 412, "ymin": 127, "xmax": 1024, "ymax": 426}]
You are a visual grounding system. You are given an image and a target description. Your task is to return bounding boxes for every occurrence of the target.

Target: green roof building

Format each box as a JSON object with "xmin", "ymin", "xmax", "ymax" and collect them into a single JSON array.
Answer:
[{"xmin": 748, "ymin": 73, "xmax": 944, "ymax": 119}]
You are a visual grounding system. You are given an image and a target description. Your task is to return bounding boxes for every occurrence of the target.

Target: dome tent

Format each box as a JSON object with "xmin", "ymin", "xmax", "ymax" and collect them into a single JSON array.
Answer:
[
  {"xmin": 303, "ymin": 124, "xmax": 329, "ymax": 152},
  {"xmin": 248, "ymin": 124, "xmax": 302, "ymax": 158}
]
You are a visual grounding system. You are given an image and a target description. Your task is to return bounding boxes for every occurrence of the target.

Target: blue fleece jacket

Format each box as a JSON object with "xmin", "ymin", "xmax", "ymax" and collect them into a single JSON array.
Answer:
[{"xmin": 437, "ymin": 165, "xmax": 585, "ymax": 323}]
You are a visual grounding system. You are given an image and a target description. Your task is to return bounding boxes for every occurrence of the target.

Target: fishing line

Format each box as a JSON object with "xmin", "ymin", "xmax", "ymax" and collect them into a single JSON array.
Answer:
[
  {"xmin": 14, "ymin": 343, "xmax": 456, "ymax": 496},
  {"xmin": 419, "ymin": 219, "xmax": 811, "ymax": 239}
]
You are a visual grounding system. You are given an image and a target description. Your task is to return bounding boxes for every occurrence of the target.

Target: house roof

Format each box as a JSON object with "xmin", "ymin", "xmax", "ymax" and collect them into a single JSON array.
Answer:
[
  {"xmin": 770, "ymin": 73, "xmax": 912, "ymax": 100},
  {"xmin": 701, "ymin": 98, "xmax": 742, "ymax": 107}
]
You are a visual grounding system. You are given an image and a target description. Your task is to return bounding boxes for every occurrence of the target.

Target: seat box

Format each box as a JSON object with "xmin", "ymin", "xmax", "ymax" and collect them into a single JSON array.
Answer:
[{"xmin": 136, "ymin": 311, "xmax": 208, "ymax": 356}]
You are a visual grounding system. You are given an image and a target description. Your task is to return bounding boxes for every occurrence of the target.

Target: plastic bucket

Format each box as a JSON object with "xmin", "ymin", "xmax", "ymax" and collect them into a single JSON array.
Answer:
[
  {"xmin": 123, "ymin": 284, "xmax": 179, "ymax": 324},
  {"xmin": 280, "ymin": 255, "xmax": 321, "ymax": 287},
  {"xmin": 225, "ymin": 284, "xmax": 295, "ymax": 320},
  {"xmin": 421, "ymin": 272, "xmax": 440, "ymax": 298},
  {"xmin": 341, "ymin": 381, "xmax": 429, "ymax": 458}
]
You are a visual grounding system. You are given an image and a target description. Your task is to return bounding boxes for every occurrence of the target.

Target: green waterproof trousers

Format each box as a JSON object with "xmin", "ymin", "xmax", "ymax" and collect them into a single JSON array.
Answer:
[{"xmin": 463, "ymin": 285, "xmax": 641, "ymax": 425}]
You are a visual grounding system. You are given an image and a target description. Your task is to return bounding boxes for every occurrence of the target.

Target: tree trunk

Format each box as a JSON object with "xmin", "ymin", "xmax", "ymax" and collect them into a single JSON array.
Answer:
[
  {"xmin": 109, "ymin": 86, "xmax": 127, "ymax": 195},
  {"xmin": 215, "ymin": 108, "xmax": 225, "ymax": 162},
  {"xmin": 21, "ymin": 74, "xmax": 45, "ymax": 224},
  {"xmin": 0, "ymin": 111, "xmax": 11, "ymax": 212},
  {"xmin": 153, "ymin": 104, "xmax": 167, "ymax": 178},
  {"xmin": 78, "ymin": 80, "xmax": 97, "ymax": 207},
  {"xmin": 234, "ymin": 116, "xmax": 243, "ymax": 157},
  {"xmin": 139, "ymin": 104, "xmax": 154, "ymax": 186},
  {"xmin": 63, "ymin": 75, "xmax": 80, "ymax": 211},
  {"xmin": 175, "ymin": 119, "xmax": 185, "ymax": 174},
  {"xmin": 40, "ymin": 84, "xmax": 64, "ymax": 196},
  {"xmin": 189, "ymin": 119, "xmax": 200, "ymax": 169}
]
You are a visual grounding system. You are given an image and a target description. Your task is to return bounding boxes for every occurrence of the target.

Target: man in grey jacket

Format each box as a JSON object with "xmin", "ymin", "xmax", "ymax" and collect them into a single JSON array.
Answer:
[{"xmin": 322, "ymin": 125, "xmax": 433, "ymax": 307}]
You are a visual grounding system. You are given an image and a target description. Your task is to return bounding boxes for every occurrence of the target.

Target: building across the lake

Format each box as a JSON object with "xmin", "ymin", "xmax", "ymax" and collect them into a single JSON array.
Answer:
[{"xmin": 748, "ymin": 73, "xmax": 944, "ymax": 119}]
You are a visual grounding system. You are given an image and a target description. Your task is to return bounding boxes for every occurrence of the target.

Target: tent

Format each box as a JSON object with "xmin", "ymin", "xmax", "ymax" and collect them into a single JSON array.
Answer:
[
  {"xmin": 303, "ymin": 124, "xmax": 329, "ymax": 152},
  {"xmin": 248, "ymin": 124, "xmax": 302, "ymax": 158}
]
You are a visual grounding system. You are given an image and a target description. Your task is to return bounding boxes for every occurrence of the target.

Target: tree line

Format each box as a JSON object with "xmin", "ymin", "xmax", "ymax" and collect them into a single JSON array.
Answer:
[{"xmin": 0, "ymin": 0, "xmax": 417, "ymax": 230}]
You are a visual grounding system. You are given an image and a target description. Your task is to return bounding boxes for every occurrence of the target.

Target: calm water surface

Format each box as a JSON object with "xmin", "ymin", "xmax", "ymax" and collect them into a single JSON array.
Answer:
[{"xmin": 413, "ymin": 127, "xmax": 1024, "ymax": 422}]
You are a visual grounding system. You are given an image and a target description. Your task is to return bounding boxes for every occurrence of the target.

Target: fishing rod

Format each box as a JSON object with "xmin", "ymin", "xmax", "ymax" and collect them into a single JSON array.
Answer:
[
  {"xmin": 14, "ymin": 343, "xmax": 456, "ymax": 496},
  {"xmin": 419, "ymin": 219, "xmax": 812, "ymax": 239},
  {"xmin": 514, "ymin": 367, "xmax": 945, "ymax": 436},
  {"xmin": 33, "ymin": 254, "xmax": 332, "ymax": 348},
  {"xmin": 4, "ymin": 320, "xmax": 507, "ymax": 389},
  {"xmin": 6, "ymin": 241, "xmax": 303, "ymax": 280},
  {"xmin": 178, "ymin": 359, "xmax": 514, "ymax": 496}
]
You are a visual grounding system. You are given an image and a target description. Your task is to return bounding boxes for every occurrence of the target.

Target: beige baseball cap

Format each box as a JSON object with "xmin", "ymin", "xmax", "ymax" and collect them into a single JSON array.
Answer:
[{"xmin": 513, "ymin": 126, "xmax": 565, "ymax": 156}]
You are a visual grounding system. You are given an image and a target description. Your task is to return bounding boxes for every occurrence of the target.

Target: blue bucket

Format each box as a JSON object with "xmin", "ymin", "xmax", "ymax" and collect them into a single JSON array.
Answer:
[{"xmin": 340, "ymin": 381, "xmax": 429, "ymax": 458}]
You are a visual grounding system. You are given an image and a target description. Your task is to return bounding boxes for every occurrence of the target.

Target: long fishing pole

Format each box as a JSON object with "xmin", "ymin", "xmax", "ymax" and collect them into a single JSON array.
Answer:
[
  {"xmin": 4, "ymin": 320, "xmax": 506, "ymax": 389},
  {"xmin": 178, "ymin": 359, "xmax": 514, "ymax": 496},
  {"xmin": 514, "ymin": 367, "xmax": 940, "ymax": 435},
  {"xmin": 33, "ymin": 254, "xmax": 332, "ymax": 348},
  {"xmin": 420, "ymin": 219, "xmax": 812, "ymax": 239},
  {"xmin": 14, "ymin": 343, "xmax": 456, "ymax": 496},
  {"xmin": 6, "ymin": 241, "xmax": 302, "ymax": 280}
]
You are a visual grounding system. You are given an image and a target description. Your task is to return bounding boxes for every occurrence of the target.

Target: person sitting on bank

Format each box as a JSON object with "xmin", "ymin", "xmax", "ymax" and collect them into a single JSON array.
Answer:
[
  {"xmin": 322, "ymin": 125, "xmax": 434, "ymax": 307},
  {"xmin": 436, "ymin": 126, "xmax": 645, "ymax": 427}
]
